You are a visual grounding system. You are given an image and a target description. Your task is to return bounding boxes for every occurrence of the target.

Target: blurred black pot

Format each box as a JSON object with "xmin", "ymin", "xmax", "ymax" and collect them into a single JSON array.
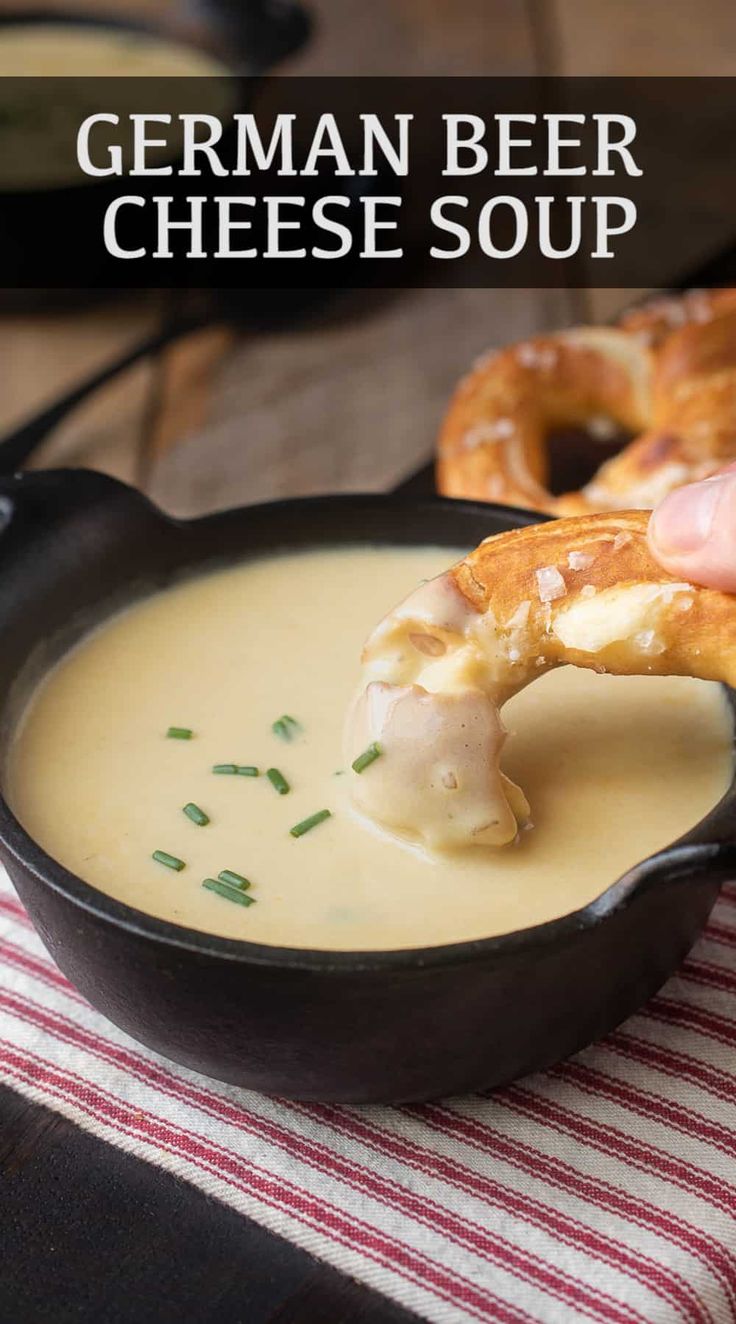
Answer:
[
  {"xmin": 187, "ymin": 0, "xmax": 311, "ymax": 69},
  {"xmin": 0, "ymin": 5, "xmax": 311, "ymax": 306}
]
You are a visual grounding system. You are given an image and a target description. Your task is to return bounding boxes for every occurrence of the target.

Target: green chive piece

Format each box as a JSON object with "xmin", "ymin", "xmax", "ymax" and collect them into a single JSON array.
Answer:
[
  {"xmin": 218, "ymin": 869, "xmax": 251, "ymax": 891},
  {"xmin": 183, "ymin": 802, "xmax": 210, "ymax": 826},
  {"xmin": 202, "ymin": 878, "xmax": 255, "ymax": 907},
  {"xmin": 290, "ymin": 809, "xmax": 331, "ymax": 838},
  {"xmin": 351, "ymin": 742, "xmax": 382, "ymax": 774},
  {"xmin": 167, "ymin": 726, "xmax": 193, "ymax": 740},
  {"xmin": 267, "ymin": 768, "xmax": 290, "ymax": 795},
  {"xmin": 152, "ymin": 850, "xmax": 185, "ymax": 872},
  {"xmin": 236, "ymin": 765, "xmax": 259, "ymax": 777},
  {"xmin": 212, "ymin": 763, "xmax": 238, "ymax": 775},
  {"xmin": 272, "ymin": 714, "xmax": 301, "ymax": 741}
]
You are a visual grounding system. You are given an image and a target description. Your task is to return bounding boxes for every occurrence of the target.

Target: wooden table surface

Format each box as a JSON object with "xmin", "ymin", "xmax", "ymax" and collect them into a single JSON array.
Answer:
[{"xmin": 2, "ymin": 3, "xmax": 736, "ymax": 1320}]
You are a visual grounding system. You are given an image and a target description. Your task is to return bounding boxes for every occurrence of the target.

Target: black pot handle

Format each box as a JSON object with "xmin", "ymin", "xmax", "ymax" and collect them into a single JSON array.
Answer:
[
  {"xmin": 0, "ymin": 316, "xmax": 212, "ymax": 479},
  {"xmin": 191, "ymin": 0, "xmax": 312, "ymax": 71},
  {"xmin": 0, "ymin": 469, "xmax": 163, "ymax": 550}
]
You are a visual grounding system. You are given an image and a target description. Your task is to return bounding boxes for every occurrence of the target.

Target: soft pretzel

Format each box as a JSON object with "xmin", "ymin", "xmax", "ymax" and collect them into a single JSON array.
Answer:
[
  {"xmin": 346, "ymin": 511, "xmax": 736, "ymax": 850},
  {"xmin": 437, "ymin": 289, "xmax": 736, "ymax": 516},
  {"xmin": 618, "ymin": 287, "xmax": 736, "ymax": 347}
]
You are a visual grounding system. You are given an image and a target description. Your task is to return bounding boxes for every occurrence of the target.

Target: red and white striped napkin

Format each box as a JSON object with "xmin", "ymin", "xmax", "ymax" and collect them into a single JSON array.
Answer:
[{"xmin": 2, "ymin": 865, "xmax": 735, "ymax": 1324}]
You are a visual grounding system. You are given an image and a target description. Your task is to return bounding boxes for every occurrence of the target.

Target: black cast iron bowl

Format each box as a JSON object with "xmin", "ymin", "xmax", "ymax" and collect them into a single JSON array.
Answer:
[{"xmin": 0, "ymin": 468, "xmax": 735, "ymax": 1103}]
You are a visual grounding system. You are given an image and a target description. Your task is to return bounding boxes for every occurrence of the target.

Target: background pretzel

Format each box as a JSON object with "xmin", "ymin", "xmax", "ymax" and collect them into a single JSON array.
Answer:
[
  {"xmin": 347, "ymin": 511, "xmax": 736, "ymax": 849},
  {"xmin": 437, "ymin": 289, "xmax": 736, "ymax": 516}
]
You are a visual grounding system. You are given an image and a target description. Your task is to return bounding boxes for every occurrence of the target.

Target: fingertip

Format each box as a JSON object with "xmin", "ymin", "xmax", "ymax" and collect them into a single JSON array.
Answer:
[{"xmin": 648, "ymin": 473, "xmax": 736, "ymax": 593}]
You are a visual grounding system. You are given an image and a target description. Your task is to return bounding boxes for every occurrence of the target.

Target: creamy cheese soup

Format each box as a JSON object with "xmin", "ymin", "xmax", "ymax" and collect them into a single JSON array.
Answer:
[
  {"xmin": 0, "ymin": 24, "xmax": 229, "ymax": 191},
  {"xmin": 7, "ymin": 546, "xmax": 733, "ymax": 951},
  {"xmin": 0, "ymin": 25, "xmax": 225, "ymax": 77}
]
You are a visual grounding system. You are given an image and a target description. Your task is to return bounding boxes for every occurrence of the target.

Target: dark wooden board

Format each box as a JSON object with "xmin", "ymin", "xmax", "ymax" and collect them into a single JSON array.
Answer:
[{"xmin": 0, "ymin": 1086, "xmax": 417, "ymax": 1324}]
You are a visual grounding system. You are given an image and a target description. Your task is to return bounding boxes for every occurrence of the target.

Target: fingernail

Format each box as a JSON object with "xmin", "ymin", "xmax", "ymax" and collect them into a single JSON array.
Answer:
[{"xmin": 649, "ymin": 476, "xmax": 726, "ymax": 554}]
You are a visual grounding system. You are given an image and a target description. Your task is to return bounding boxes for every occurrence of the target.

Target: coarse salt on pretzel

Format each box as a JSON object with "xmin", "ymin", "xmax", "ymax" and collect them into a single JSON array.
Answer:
[
  {"xmin": 618, "ymin": 287, "xmax": 736, "ymax": 347},
  {"xmin": 437, "ymin": 289, "xmax": 736, "ymax": 516},
  {"xmin": 345, "ymin": 511, "xmax": 736, "ymax": 850}
]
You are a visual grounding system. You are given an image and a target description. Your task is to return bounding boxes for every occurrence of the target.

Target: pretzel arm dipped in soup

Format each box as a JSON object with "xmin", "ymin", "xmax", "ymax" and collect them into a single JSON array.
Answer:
[{"xmin": 345, "ymin": 511, "xmax": 736, "ymax": 850}]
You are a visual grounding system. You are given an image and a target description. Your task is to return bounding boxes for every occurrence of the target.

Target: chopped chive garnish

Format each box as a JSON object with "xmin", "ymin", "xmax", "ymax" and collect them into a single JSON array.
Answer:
[
  {"xmin": 167, "ymin": 726, "xmax": 193, "ymax": 740},
  {"xmin": 218, "ymin": 869, "xmax": 251, "ymax": 891},
  {"xmin": 267, "ymin": 768, "xmax": 290, "ymax": 795},
  {"xmin": 152, "ymin": 850, "xmax": 185, "ymax": 872},
  {"xmin": 183, "ymin": 802, "xmax": 210, "ymax": 826},
  {"xmin": 212, "ymin": 763, "xmax": 238, "ymax": 775},
  {"xmin": 212, "ymin": 764, "xmax": 260, "ymax": 777},
  {"xmin": 290, "ymin": 809, "xmax": 331, "ymax": 838},
  {"xmin": 272, "ymin": 715, "xmax": 301, "ymax": 741},
  {"xmin": 202, "ymin": 878, "xmax": 255, "ymax": 907},
  {"xmin": 236, "ymin": 765, "xmax": 259, "ymax": 777},
  {"xmin": 351, "ymin": 742, "xmax": 382, "ymax": 774}
]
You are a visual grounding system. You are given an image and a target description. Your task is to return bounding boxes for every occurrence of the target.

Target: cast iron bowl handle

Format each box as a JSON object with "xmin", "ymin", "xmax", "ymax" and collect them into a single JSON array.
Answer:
[
  {"xmin": 0, "ymin": 469, "xmax": 185, "ymax": 585},
  {"xmin": 0, "ymin": 467, "xmax": 148, "ymax": 525},
  {"xmin": 588, "ymin": 837, "xmax": 736, "ymax": 924},
  {"xmin": 0, "ymin": 471, "xmax": 193, "ymax": 674}
]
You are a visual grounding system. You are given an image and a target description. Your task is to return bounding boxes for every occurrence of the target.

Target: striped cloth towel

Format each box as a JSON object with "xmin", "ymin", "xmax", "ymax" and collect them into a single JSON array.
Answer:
[{"xmin": 1, "ymin": 867, "xmax": 736, "ymax": 1324}]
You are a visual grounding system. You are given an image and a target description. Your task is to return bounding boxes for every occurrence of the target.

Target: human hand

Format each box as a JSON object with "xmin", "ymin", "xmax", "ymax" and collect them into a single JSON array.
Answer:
[{"xmin": 648, "ymin": 463, "xmax": 736, "ymax": 593}]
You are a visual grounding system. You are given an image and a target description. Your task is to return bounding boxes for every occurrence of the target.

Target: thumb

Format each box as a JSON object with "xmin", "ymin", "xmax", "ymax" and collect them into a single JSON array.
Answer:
[{"xmin": 648, "ymin": 467, "xmax": 736, "ymax": 593}]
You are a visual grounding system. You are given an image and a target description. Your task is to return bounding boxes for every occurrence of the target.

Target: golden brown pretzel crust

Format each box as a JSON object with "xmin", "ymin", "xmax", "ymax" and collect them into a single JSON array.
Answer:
[
  {"xmin": 450, "ymin": 510, "xmax": 736, "ymax": 690},
  {"xmin": 351, "ymin": 510, "xmax": 736, "ymax": 849},
  {"xmin": 437, "ymin": 290, "xmax": 736, "ymax": 515}
]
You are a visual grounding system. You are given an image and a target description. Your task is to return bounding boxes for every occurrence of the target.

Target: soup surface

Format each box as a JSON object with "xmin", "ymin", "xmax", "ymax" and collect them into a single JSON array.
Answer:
[
  {"xmin": 0, "ymin": 24, "xmax": 225, "ymax": 77},
  {"xmin": 0, "ymin": 24, "xmax": 229, "ymax": 190},
  {"xmin": 7, "ymin": 546, "xmax": 733, "ymax": 950}
]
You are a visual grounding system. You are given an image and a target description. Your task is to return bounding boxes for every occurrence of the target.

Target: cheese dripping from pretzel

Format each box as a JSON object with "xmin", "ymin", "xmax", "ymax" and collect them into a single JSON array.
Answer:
[{"xmin": 345, "ymin": 511, "xmax": 736, "ymax": 850}]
